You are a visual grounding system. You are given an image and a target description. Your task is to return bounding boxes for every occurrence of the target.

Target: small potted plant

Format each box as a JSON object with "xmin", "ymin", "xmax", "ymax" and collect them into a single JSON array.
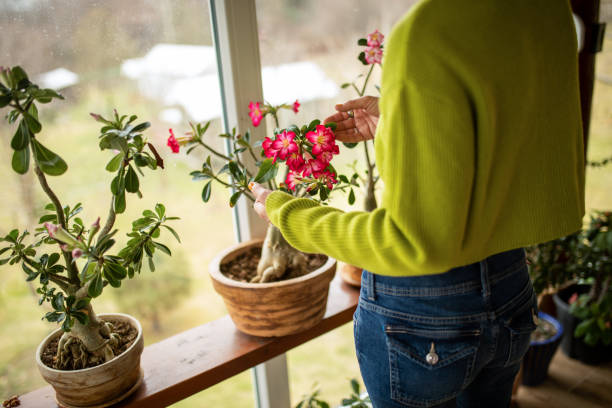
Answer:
[
  {"xmin": 336, "ymin": 30, "xmax": 384, "ymax": 287},
  {"xmin": 0, "ymin": 66, "xmax": 179, "ymax": 407},
  {"xmin": 553, "ymin": 211, "xmax": 612, "ymax": 364},
  {"xmin": 522, "ymin": 236, "xmax": 576, "ymax": 385},
  {"xmin": 169, "ymin": 100, "xmax": 352, "ymax": 337},
  {"xmin": 296, "ymin": 379, "xmax": 372, "ymax": 408}
]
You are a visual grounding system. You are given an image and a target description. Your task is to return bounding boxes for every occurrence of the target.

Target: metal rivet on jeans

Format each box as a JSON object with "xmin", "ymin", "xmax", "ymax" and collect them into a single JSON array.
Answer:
[{"xmin": 426, "ymin": 342, "xmax": 439, "ymax": 365}]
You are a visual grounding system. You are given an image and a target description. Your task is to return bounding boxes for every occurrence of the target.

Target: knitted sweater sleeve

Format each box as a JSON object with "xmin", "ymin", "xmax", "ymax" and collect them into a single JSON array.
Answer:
[{"xmin": 265, "ymin": 79, "xmax": 476, "ymax": 276}]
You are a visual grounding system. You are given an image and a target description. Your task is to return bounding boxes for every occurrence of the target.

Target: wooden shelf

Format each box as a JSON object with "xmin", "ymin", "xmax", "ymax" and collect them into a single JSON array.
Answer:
[{"xmin": 19, "ymin": 275, "xmax": 360, "ymax": 407}]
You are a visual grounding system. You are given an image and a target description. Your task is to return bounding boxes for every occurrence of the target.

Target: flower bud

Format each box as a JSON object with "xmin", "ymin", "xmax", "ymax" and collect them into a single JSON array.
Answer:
[{"xmin": 72, "ymin": 248, "xmax": 83, "ymax": 259}]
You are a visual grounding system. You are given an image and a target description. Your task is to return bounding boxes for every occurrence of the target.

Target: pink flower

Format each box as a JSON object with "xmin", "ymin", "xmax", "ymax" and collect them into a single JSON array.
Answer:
[
  {"xmin": 367, "ymin": 30, "xmax": 384, "ymax": 47},
  {"xmin": 167, "ymin": 129, "xmax": 180, "ymax": 153},
  {"xmin": 318, "ymin": 170, "xmax": 338, "ymax": 190},
  {"xmin": 569, "ymin": 293, "xmax": 579, "ymax": 305},
  {"xmin": 72, "ymin": 248, "xmax": 83, "ymax": 259},
  {"xmin": 45, "ymin": 222, "xmax": 58, "ymax": 238},
  {"xmin": 285, "ymin": 171, "xmax": 302, "ymax": 191},
  {"xmin": 249, "ymin": 102, "xmax": 264, "ymax": 127},
  {"xmin": 92, "ymin": 217, "xmax": 100, "ymax": 229},
  {"xmin": 302, "ymin": 153, "xmax": 327, "ymax": 177},
  {"xmin": 286, "ymin": 152, "xmax": 305, "ymax": 173},
  {"xmin": 317, "ymin": 150, "xmax": 334, "ymax": 166},
  {"xmin": 364, "ymin": 46, "xmax": 383, "ymax": 65},
  {"xmin": 271, "ymin": 130, "xmax": 298, "ymax": 160},
  {"xmin": 306, "ymin": 125, "xmax": 337, "ymax": 156},
  {"xmin": 262, "ymin": 136, "xmax": 278, "ymax": 161},
  {"xmin": 292, "ymin": 100, "xmax": 300, "ymax": 113}
]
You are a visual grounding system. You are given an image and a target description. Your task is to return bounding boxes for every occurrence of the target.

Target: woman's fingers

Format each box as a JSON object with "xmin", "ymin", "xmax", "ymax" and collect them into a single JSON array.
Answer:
[
  {"xmin": 335, "ymin": 96, "xmax": 371, "ymax": 112},
  {"xmin": 323, "ymin": 111, "xmax": 347, "ymax": 124},
  {"xmin": 335, "ymin": 129, "xmax": 364, "ymax": 143}
]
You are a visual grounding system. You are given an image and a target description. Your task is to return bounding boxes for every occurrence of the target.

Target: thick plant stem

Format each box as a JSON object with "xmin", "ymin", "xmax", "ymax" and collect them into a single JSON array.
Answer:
[
  {"xmin": 34, "ymin": 165, "xmax": 80, "ymax": 284},
  {"xmin": 362, "ymin": 140, "xmax": 377, "ymax": 211},
  {"xmin": 251, "ymin": 225, "xmax": 307, "ymax": 283},
  {"xmin": 97, "ymin": 197, "xmax": 116, "ymax": 243}
]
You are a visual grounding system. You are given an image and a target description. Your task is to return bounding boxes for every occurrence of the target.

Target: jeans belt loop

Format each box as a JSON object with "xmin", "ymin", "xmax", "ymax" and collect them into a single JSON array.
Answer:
[
  {"xmin": 479, "ymin": 260, "xmax": 491, "ymax": 301},
  {"xmin": 366, "ymin": 271, "xmax": 376, "ymax": 301}
]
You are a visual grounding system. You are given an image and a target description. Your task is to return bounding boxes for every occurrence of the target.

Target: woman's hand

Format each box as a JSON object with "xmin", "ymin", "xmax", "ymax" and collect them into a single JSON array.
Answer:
[
  {"xmin": 324, "ymin": 96, "xmax": 380, "ymax": 143},
  {"xmin": 249, "ymin": 182, "xmax": 272, "ymax": 222}
]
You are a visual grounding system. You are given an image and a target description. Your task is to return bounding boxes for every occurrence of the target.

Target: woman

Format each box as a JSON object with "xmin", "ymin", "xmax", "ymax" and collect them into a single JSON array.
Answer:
[{"xmin": 251, "ymin": 0, "xmax": 584, "ymax": 406}]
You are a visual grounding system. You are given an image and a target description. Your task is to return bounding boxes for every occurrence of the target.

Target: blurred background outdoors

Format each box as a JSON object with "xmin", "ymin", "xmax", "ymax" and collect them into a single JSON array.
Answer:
[{"xmin": 1, "ymin": 0, "xmax": 612, "ymax": 406}]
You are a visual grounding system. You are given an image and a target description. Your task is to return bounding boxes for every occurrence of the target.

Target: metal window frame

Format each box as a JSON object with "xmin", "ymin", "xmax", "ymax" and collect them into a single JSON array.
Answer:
[{"xmin": 209, "ymin": 1, "xmax": 291, "ymax": 407}]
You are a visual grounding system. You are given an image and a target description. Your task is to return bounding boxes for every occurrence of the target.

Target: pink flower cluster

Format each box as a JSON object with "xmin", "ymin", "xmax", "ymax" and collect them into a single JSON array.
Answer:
[
  {"xmin": 262, "ymin": 124, "xmax": 339, "ymax": 191},
  {"xmin": 364, "ymin": 29, "xmax": 384, "ymax": 65},
  {"xmin": 248, "ymin": 100, "xmax": 300, "ymax": 127}
]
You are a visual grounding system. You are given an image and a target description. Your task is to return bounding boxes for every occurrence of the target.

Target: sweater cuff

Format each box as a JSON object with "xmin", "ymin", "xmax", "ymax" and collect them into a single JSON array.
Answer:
[{"xmin": 265, "ymin": 191, "xmax": 296, "ymax": 226}]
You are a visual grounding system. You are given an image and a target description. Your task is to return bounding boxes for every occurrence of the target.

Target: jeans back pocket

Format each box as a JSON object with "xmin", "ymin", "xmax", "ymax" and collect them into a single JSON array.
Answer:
[
  {"xmin": 504, "ymin": 302, "xmax": 538, "ymax": 367},
  {"xmin": 385, "ymin": 325, "xmax": 480, "ymax": 407}
]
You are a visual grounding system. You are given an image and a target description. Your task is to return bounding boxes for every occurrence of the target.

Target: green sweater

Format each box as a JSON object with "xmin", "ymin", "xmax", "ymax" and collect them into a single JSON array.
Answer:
[{"xmin": 266, "ymin": 0, "xmax": 585, "ymax": 276}]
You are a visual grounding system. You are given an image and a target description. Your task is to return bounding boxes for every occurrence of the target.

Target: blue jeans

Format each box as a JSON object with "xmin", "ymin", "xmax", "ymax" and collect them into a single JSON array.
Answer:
[{"xmin": 354, "ymin": 248, "xmax": 537, "ymax": 408}]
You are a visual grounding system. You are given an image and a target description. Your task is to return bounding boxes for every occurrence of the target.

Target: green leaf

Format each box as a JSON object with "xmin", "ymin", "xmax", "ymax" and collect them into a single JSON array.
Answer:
[
  {"xmin": 52, "ymin": 293, "xmax": 64, "ymax": 312},
  {"xmin": 48, "ymin": 253, "xmax": 60, "ymax": 266},
  {"xmin": 308, "ymin": 119, "xmax": 321, "ymax": 130},
  {"xmin": 358, "ymin": 51, "xmax": 368, "ymax": 65},
  {"xmin": 38, "ymin": 214, "xmax": 56, "ymax": 223},
  {"xmin": 31, "ymin": 139, "xmax": 67, "ymax": 176},
  {"xmin": 131, "ymin": 121, "xmax": 151, "ymax": 133},
  {"xmin": 343, "ymin": 142, "xmax": 358, "ymax": 148},
  {"xmin": 153, "ymin": 241, "xmax": 171, "ymax": 256},
  {"xmin": 254, "ymin": 158, "xmax": 277, "ymax": 183},
  {"xmin": 74, "ymin": 298, "xmax": 91, "ymax": 310},
  {"xmin": 11, "ymin": 120, "xmax": 30, "ymax": 150},
  {"xmin": 125, "ymin": 165, "xmax": 140, "ymax": 193},
  {"xmin": 0, "ymin": 94, "xmax": 10, "ymax": 108},
  {"xmin": 340, "ymin": 83, "xmax": 351, "ymax": 89},
  {"xmin": 11, "ymin": 66, "xmax": 29, "ymax": 88},
  {"xmin": 357, "ymin": 38, "xmax": 368, "ymax": 46},
  {"xmin": 88, "ymin": 273, "xmax": 104, "ymax": 298},
  {"xmin": 155, "ymin": 203, "xmax": 165, "ymax": 218},
  {"xmin": 105, "ymin": 153, "xmax": 123, "ymax": 172},
  {"xmin": 230, "ymin": 191, "xmax": 242, "ymax": 207},
  {"xmin": 23, "ymin": 111, "xmax": 41, "ymax": 134},
  {"xmin": 114, "ymin": 191, "xmax": 126, "ymax": 214},
  {"xmin": 162, "ymin": 225, "xmax": 181, "ymax": 243},
  {"xmin": 202, "ymin": 181, "xmax": 212, "ymax": 203},
  {"xmin": 349, "ymin": 188, "xmax": 356, "ymax": 205},
  {"xmin": 72, "ymin": 311, "xmax": 89, "ymax": 326},
  {"xmin": 148, "ymin": 256, "xmax": 155, "ymax": 272},
  {"xmin": 228, "ymin": 161, "xmax": 241, "ymax": 180},
  {"xmin": 12, "ymin": 145, "xmax": 30, "ymax": 174},
  {"xmin": 105, "ymin": 262, "xmax": 127, "ymax": 280},
  {"xmin": 350, "ymin": 379, "xmax": 360, "ymax": 394},
  {"xmin": 575, "ymin": 318, "xmax": 594, "ymax": 338}
]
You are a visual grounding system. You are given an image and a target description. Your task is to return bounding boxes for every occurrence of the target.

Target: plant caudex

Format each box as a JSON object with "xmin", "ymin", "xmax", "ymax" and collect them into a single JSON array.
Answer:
[
  {"xmin": 170, "ymin": 100, "xmax": 354, "ymax": 283},
  {"xmin": 0, "ymin": 66, "xmax": 180, "ymax": 370}
]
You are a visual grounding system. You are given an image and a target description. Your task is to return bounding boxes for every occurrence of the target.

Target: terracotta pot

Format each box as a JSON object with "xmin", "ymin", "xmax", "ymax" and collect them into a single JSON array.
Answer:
[
  {"xmin": 210, "ymin": 239, "xmax": 336, "ymax": 337},
  {"xmin": 36, "ymin": 313, "xmax": 144, "ymax": 408},
  {"xmin": 338, "ymin": 261, "xmax": 362, "ymax": 287}
]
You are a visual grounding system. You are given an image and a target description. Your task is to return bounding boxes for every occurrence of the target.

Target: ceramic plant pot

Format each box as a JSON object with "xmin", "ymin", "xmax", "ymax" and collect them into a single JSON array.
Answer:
[
  {"xmin": 338, "ymin": 261, "xmax": 363, "ymax": 287},
  {"xmin": 36, "ymin": 313, "xmax": 144, "ymax": 408},
  {"xmin": 209, "ymin": 239, "xmax": 336, "ymax": 337}
]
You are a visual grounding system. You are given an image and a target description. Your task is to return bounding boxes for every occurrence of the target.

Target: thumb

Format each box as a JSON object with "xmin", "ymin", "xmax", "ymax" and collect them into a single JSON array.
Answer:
[{"xmin": 335, "ymin": 97, "xmax": 369, "ymax": 112}]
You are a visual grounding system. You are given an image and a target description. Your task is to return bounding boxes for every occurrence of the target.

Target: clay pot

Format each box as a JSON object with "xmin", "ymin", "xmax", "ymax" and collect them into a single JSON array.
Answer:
[
  {"xmin": 338, "ymin": 261, "xmax": 363, "ymax": 287},
  {"xmin": 36, "ymin": 313, "xmax": 144, "ymax": 408},
  {"xmin": 210, "ymin": 239, "xmax": 336, "ymax": 337}
]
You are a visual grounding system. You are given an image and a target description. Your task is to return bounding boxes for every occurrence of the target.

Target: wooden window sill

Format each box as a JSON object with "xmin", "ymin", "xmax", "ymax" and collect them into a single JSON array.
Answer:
[{"xmin": 20, "ymin": 275, "xmax": 360, "ymax": 407}]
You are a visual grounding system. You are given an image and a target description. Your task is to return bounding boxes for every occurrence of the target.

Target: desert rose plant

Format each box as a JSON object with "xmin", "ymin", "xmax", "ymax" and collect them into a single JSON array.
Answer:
[
  {"xmin": 169, "ymin": 99, "xmax": 353, "ymax": 282},
  {"xmin": 0, "ymin": 66, "xmax": 179, "ymax": 369},
  {"xmin": 338, "ymin": 30, "xmax": 384, "ymax": 211}
]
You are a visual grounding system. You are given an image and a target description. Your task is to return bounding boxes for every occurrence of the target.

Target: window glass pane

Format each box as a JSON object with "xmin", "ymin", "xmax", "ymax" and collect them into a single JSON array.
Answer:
[
  {"xmin": 0, "ymin": 0, "xmax": 236, "ymax": 398},
  {"xmin": 254, "ymin": 0, "xmax": 418, "ymax": 405},
  {"xmin": 587, "ymin": 1, "xmax": 612, "ymax": 211}
]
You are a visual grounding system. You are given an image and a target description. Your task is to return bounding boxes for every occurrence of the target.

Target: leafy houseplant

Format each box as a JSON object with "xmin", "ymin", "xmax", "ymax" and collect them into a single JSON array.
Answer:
[
  {"xmin": 336, "ymin": 30, "xmax": 384, "ymax": 286},
  {"xmin": 0, "ymin": 66, "xmax": 179, "ymax": 406},
  {"xmin": 170, "ymin": 100, "xmax": 349, "ymax": 284},
  {"xmin": 553, "ymin": 211, "xmax": 612, "ymax": 363},
  {"xmin": 169, "ymin": 99, "xmax": 351, "ymax": 336},
  {"xmin": 295, "ymin": 379, "xmax": 372, "ymax": 408}
]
